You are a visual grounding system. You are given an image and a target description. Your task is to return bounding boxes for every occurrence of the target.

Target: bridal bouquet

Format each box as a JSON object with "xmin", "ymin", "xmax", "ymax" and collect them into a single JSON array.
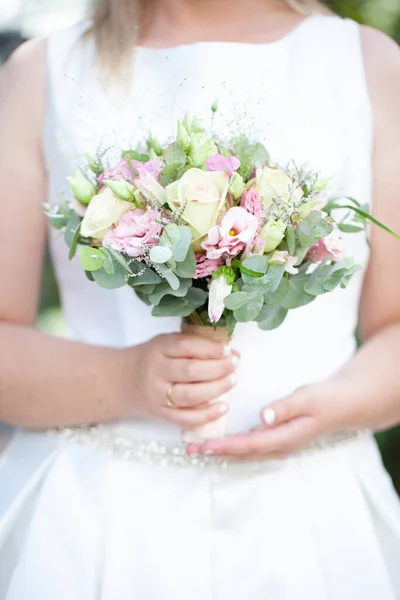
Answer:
[{"xmin": 46, "ymin": 114, "xmax": 396, "ymax": 441}]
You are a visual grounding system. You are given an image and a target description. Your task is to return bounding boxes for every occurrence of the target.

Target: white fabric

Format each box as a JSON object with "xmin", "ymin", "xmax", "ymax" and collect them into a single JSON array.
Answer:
[{"xmin": 1, "ymin": 14, "xmax": 400, "ymax": 598}]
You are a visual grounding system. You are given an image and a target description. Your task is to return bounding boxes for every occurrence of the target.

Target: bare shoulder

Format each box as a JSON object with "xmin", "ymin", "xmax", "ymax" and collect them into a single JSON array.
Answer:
[
  {"xmin": 360, "ymin": 26, "xmax": 400, "ymax": 109},
  {"xmin": 0, "ymin": 38, "xmax": 47, "ymax": 120}
]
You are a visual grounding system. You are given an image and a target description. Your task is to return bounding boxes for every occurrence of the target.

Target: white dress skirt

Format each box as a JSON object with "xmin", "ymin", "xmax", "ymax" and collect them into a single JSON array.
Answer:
[{"xmin": 1, "ymin": 14, "xmax": 400, "ymax": 599}]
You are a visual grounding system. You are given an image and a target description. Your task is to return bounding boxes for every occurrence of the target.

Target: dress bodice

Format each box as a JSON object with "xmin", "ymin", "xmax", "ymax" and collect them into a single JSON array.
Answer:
[{"xmin": 43, "ymin": 15, "xmax": 372, "ymax": 440}]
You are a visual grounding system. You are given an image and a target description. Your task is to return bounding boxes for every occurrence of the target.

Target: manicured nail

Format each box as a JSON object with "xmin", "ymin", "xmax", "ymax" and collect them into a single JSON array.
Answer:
[
  {"xmin": 223, "ymin": 345, "xmax": 232, "ymax": 357},
  {"xmin": 218, "ymin": 403, "xmax": 228, "ymax": 414},
  {"xmin": 263, "ymin": 407, "xmax": 276, "ymax": 426},
  {"xmin": 230, "ymin": 373, "xmax": 237, "ymax": 386},
  {"xmin": 231, "ymin": 355, "xmax": 240, "ymax": 368},
  {"xmin": 203, "ymin": 449, "xmax": 214, "ymax": 455}
]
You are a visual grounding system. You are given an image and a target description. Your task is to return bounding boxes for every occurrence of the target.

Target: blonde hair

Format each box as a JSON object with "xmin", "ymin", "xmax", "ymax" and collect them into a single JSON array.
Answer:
[{"xmin": 92, "ymin": 0, "xmax": 330, "ymax": 70}]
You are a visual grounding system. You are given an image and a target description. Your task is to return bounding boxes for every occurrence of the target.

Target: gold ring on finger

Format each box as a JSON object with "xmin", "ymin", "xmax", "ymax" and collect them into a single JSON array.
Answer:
[{"xmin": 166, "ymin": 384, "xmax": 178, "ymax": 409}]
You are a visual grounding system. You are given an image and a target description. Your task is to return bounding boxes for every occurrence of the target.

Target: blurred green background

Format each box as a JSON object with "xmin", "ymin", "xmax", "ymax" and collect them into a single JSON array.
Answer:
[{"xmin": 1, "ymin": 0, "xmax": 399, "ymax": 488}]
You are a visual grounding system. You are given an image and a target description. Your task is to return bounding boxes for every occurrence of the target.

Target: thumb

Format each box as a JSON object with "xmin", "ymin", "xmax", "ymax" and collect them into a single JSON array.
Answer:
[{"xmin": 261, "ymin": 385, "xmax": 315, "ymax": 427}]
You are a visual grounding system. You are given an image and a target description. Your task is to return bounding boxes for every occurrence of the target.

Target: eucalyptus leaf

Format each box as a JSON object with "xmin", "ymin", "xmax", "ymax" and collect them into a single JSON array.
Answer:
[
  {"xmin": 281, "ymin": 274, "xmax": 315, "ymax": 309},
  {"xmin": 133, "ymin": 283, "xmax": 156, "ymax": 295},
  {"xmin": 128, "ymin": 267, "xmax": 162, "ymax": 287},
  {"xmin": 64, "ymin": 212, "xmax": 81, "ymax": 247},
  {"xmin": 161, "ymin": 223, "xmax": 181, "ymax": 247},
  {"xmin": 257, "ymin": 305, "xmax": 288, "ymax": 330},
  {"xmin": 149, "ymin": 278, "xmax": 192, "ymax": 306},
  {"xmin": 225, "ymin": 312, "xmax": 237, "ymax": 338},
  {"xmin": 157, "ymin": 263, "xmax": 180, "ymax": 290},
  {"xmin": 286, "ymin": 225, "xmax": 296, "ymax": 256},
  {"xmin": 233, "ymin": 296, "xmax": 264, "ymax": 322},
  {"xmin": 152, "ymin": 288, "xmax": 207, "ymax": 317},
  {"xmin": 78, "ymin": 246, "xmax": 105, "ymax": 272},
  {"xmin": 172, "ymin": 226, "xmax": 192, "ymax": 262},
  {"xmin": 338, "ymin": 223, "xmax": 364, "ymax": 234},
  {"xmin": 47, "ymin": 213, "xmax": 69, "ymax": 230},
  {"xmin": 166, "ymin": 143, "xmax": 186, "ymax": 167},
  {"xmin": 101, "ymin": 249, "xmax": 115, "ymax": 275},
  {"xmin": 243, "ymin": 276, "xmax": 273, "ymax": 298},
  {"xmin": 242, "ymin": 255, "xmax": 268, "ymax": 275},
  {"xmin": 265, "ymin": 263, "xmax": 285, "ymax": 292},
  {"xmin": 264, "ymin": 277, "xmax": 289, "ymax": 305},
  {"xmin": 172, "ymin": 248, "xmax": 196, "ymax": 278},
  {"xmin": 304, "ymin": 262, "xmax": 334, "ymax": 296},
  {"xmin": 297, "ymin": 211, "xmax": 333, "ymax": 248},
  {"xmin": 162, "ymin": 163, "xmax": 182, "ymax": 176},
  {"xmin": 92, "ymin": 263, "xmax": 128, "ymax": 289},
  {"xmin": 107, "ymin": 248, "xmax": 131, "ymax": 271},
  {"xmin": 68, "ymin": 222, "xmax": 82, "ymax": 260},
  {"xmin": 224, "ymin": 292, "xmax": 250, "ymax": 311},
  {"xmin": 150, "ymin": 245, "xmax": 173, "ymax": 264}
]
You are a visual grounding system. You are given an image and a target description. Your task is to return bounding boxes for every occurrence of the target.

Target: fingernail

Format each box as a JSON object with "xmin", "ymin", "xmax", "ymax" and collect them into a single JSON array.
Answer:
[
  {"xmin": 223, "ymin": 345, "xmax": 232, "ymax": 357},
  {"xmin": 218, "ymin": 403, "xmax": 228, "ymax": 414},
  {"xmin": 230, "ymin": 373, "xmax": 237, "ymax": 386},
  {"xmin": 263, "ymin": 407, "xmax": 276, "ymax": 426},
  {"xmin": 203, "ymin": 449, "xmax": 214, "ymax": 455},
  {"xmin": 231, "ymin": 355, "xmax": 240, "ymax": 369}
]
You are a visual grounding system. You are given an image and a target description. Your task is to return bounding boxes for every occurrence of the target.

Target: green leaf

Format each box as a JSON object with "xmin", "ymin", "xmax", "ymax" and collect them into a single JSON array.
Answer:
[
  {"xmin": 122, "ymin": 150, "xmax": 149, "ymax": 163},
  {"xmin": 107, "ymin": 248, "xmax": 131, "ymax": 271},
  {"xmin": 265, "ymin": 263, "xmax": 285, "ymax": 292},
  {"xmin": 329, "ymin": 204, "xmax": 400, "ymax": 241},
  {"xmin": 243, "ymin": 276, "xmax": 273, "ymax": 298},
  {"xmin": 242, "ymin": 255, "xmax": 268, "ymax": 275},
  {"xmin": 233, "ymin": 296, "xmax": 264, "ymax": 322},
  {"xmin": 149, "ymin": 278, "xmax": 192, "ymax": 306},
  {"xmin": 281, "ymin": 274, "xmax": 315, "ymax": 309},
  {"xmin": 128, "ymin": 267, "xmax": 162, "ymax": 287},
  {"xmin": 224, "ymin": 292, "xmax": 250, "ymax": 311},
  {"xmin": 166, "ymin": 143, "xmax": 186, "ymax": 167},
  {"xmin": 225, "ymin": 312, "xmax": 237, "ymax": 338},
  {"xmin": 338, "ymin": 223, "xmax": 364, "ymax": 234},
  {"xmin": 297, "ymin": 211, "xmax": 333, "ymax": 248},
  {"xmin": 161, "ymin": 223, "xmax": 181, "ymax": 247},
  {"xmin": 161, "ymin": 163, "xmax": 182, "ymax": 176},
  {"xmin": 65, "ymin": 211, "xmax": 81, "ymax": 248},
  {"xmin": 78, "ymin": 245, "xmax": 105, "ymax": 271},
  {"xmin": 150, "ymin": 246, "xmax": 173, "ymax": 264},
  {"xmin": 133, "ymin": 283, "xmax": 156, "ymax": 295},
  {"xmin": 92, "ymin": 262, "xmax": 128, "ymax": 289},
  {"xmin": 101, "ymin": 249, "xmax": 115, "ymax": 275},
  {"xmin": 264, "ymin": 277, "xmax": 289, "ymax": 305},
  {"xmin": 172, "ymin": 226, "xmax": 192, "ymax": 262},
  {"xmin": 172, "ymin": 248, "xmax": 196, "ymax": 278},
  {"xmin": 47, "ymin": 212, "xmax": 69, "ymax": 230},
  {"xmin": 257, "ymin": 305, "xmax": 288, "ymax": 330},
  {"xmin": 68, "ymin": 222, "xmax": 82, "ymax": 260},
  {"xmin": 152, "ymin": 288, "xmax": 207, "ymax": 317},
  {"xmin": 157, "ymin": 263, "xmax": 180, "ymax": 290},
  {"xmin": 286, "ymin": 225, "xmax": 296, "ymax": 256},
  {"xmin": 323, "ymin": 263, "xmax": 361, "ymax": 292},
  {"xmin": 304, "ymin": 262, "xmax": 334, "ymax": 296}
]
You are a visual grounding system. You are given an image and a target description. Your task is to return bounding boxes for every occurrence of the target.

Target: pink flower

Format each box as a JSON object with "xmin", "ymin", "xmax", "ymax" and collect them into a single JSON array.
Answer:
[
  {"xmin": 240, "ymin": 188, "xmax": 263, "ymax": 229},
  {"xmin": 306, "ymin": 226, "xmax": 344, "ymax": 263},
  {"xmin": 208, "ymin": 275, "xmax": 232, "ymax": 324},
  {"xmin": 202, "ymin": 206, "xmax": 259, "ymax": 262},
  {"xmin": 103, "ymin": 208, "xmax": 161, "ymax": 258},
  {"xmin": 69, "ymin": 199, "xmax": 87, "ymax": 217},
  {"xmin": 132, "ymin": 159, "xmax": 164, "ymax": 181},
  {"xmin": 206, "ymin": 154, "xmax": 241, "ymax": 178},
  {"xmin": 269, "ymin": 251, "xmax": 298, "ymax": 274},
  {"xmin": 242, "ymin": 235, "xmax": 266, "ymax": 260},
  {"xmin": 100, "ymin": 160, "xmax": 135, "ymax": 184},
  {"xmin": 193, "ymin": 253, "xmax": 222, "ymax": 279}
]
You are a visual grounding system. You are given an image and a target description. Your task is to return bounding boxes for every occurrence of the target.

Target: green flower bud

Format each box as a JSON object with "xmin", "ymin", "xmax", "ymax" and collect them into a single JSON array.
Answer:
[
  {"xmin": 177, "ymin": 122, "xmax": 191, "ymax": 152},
  {"xmin": 229, "ymin": 172, "xmax": 244, "ymax": 201},
  {"xmin": 67, "ymin": 169, "xmax": 96, "ymax": 206},
  {"xmin": 259, "ymin": 218, "xmax": 286, "ymax": 253},
  {"xmin": 189, "ymin": 132, "xmax": 218, "ymax": 169},
  {"xmin": 103, "ymin": 179, "xmax": 135, "ymax": 202}
]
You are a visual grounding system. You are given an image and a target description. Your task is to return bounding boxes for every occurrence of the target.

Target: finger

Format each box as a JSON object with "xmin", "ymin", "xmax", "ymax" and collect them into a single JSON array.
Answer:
[
  {"xmin": 260, "ymin": 386, "xmax": 315, "ymax": 428},
  {"xmin": 161, "ymin": 401, "xmax": 229, "ymax": 430},
  {"xmin": 166, "ymin": 355, "xmax": 239, "ymax": 384},
  {"xmin": 161, "ymin": 333, "xmax": 236, "ymax": 360},
  {"xmin": 190, "ymin": 417, "xmax": 315, "ymax": 457},
  {"xmin": 169, "ymin": 374, "xmax": 237, "ymax": 408}
]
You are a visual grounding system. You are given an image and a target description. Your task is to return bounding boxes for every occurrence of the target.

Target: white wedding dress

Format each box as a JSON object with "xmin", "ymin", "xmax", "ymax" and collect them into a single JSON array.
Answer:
[{"xmin": 1, "ymin": 14, "xmax": 400, "ymax": 599}]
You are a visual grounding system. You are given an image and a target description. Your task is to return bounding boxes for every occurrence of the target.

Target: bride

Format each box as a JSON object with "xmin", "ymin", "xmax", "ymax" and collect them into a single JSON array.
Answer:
[{"xmin": 1, "ymin": 0, "xmax": 400, "ymax": 597}]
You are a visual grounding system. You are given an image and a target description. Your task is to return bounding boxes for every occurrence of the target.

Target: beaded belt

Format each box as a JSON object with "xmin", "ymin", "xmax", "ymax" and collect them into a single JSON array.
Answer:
[{"xmin": 52, "ymin": 425, "xmax": 369, "ymax": 470}]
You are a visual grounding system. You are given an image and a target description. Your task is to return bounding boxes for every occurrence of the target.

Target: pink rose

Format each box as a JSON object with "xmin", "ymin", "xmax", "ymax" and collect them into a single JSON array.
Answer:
[
  {"xmin": 206, "ymin": 154, "xmax": 241, "ymax": 178},
  {"xmin": 240, "ymin": 188, "xmax": 263, "ymax": 229},
  {"xmin": 103, "ymin": 208, "xmax": 161, "ymax": 257},
  {"xmin": 202, "ymin": 206, "xmax": 259, "ymax": 262},
  {"xmin": 193, "ymin": 253, "xmax": 222, "ymax": 279},
  {"xmin": 306, "ymin": 226, "xmax": 344, "ymax": 263},
  {"xmin": 132, "ymin": 159, "xmax": 164, "ymax": 181}
]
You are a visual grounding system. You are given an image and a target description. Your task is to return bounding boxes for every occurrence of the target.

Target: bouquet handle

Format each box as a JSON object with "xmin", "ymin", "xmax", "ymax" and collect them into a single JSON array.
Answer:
[{"xmin": 181, "ymin": 321, "xmax": 230, "ymax": 444}]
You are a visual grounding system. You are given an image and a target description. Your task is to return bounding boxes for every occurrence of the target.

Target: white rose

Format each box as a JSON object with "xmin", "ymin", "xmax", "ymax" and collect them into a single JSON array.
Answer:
[
  {"xmin": 256, "ymin": 167, "xmax": 303, "ymax": 211},
  {"xmin": 167, "ymin": 168, "xmax": 229, "ymax": 248},
  {"xmin": 80, "ymin": 188, "xmax": 132, "ymax": 240}
]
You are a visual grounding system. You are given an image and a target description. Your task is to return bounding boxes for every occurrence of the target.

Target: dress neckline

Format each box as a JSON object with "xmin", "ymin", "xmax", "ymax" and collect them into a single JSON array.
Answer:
[{"xmin": 135, "ymin": 14, "xmax": 338, "ymax": 53}]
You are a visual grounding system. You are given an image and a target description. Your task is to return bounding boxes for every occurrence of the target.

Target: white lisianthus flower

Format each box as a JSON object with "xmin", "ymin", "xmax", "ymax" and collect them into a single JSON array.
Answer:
[
  {"xmin": 256, "ymin": 166, "xmax": 303, "ymax": 211},
  {"xmin": 167, "ymin": 168, "xmax": 229, "ymax": 249},
  {"xmin": 208, "ymin": 275, "xmax": 232, "ymax": 324},
  {"xmin": 80, "ymin": 188, "xmax": 132, "ymax": 240},
  {"xmin": 268, "ymin": 250, "xmax": 299, "ymax": 274}
]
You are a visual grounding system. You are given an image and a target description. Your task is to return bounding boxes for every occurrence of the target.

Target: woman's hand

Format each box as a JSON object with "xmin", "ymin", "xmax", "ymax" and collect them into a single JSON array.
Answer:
[
  {"xmin": 116, "ymin": 333, "xmax": 238, "ymax": 430},
  {"xmin": 185, "ymin": 370, "xmax": 381, "ymax": 460}
]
